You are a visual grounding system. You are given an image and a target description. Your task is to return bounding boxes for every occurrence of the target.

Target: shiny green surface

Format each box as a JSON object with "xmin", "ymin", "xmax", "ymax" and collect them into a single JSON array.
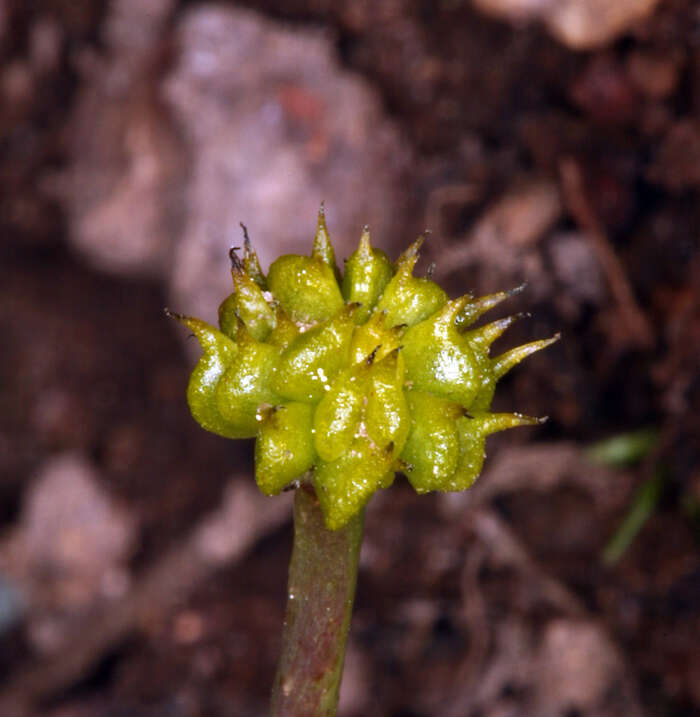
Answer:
[
  {"xmin": 171, "ymin": 208, "xmax": 557, "ymax": 529},
  {"xmin": 402, "ymin": 390, "xmax": 462, "ymax": 493},
  {"xmin": 228, "ymin": 251, "xmax": 276, "ymax": 341},
  {"xmin": 267, "ymin": 254, "xmax": 344, "ymax": 324},
  {"xmin": 255, "ymin": 402, "xmax": 316, "ymax": 495},
  {"xmin": 214, "ymin": 328, "xmax": 281, "ymax": 438},
  {"xmin": 402, "ymin": 296, "xmax": 480, "ymax": 406},
  {"xmin": 376, "ymin": 237, "xmax": 448, "ymax": 327},
  {"xmin": 272, "ymin": 304, "xmax": 357, "ymax": 403},
  {"xmin": 313, "ymin": 363, "xmax": 368, "ymax": 462},
  {"xmin": 341, "ymin": 227, "xmax": 393, "ymax": 323},
  {"xmin": 364, "ymin": 349, "xmax": 409, "ymax": 458},
  {"xmin": 314, "ymin": 437, "xmax": 394, "ymax": 530}
]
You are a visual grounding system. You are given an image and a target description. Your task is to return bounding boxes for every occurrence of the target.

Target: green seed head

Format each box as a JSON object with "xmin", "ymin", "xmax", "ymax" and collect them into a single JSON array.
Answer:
[{"xmin": 170, "ymin": 208, "xmax": 558, "ymax": 529}]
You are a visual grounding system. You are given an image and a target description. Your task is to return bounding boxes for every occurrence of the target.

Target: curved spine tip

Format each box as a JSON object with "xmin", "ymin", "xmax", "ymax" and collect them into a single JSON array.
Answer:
[
  {"xmin": 456, "ymin": 288, "xmax": 527, "ymax": 331},
  {"xmin": 507, "ymin": 282, "xmax": 527, "ymax": 297},
  {"xmin": 358, "ymin": 226, "xmax": 372, "ymax": 255},
  {"xmin": 366, "ymin": 345, "xmax": 381, "ymax": 365},
  {"xmin": 397, "ymin": 235, "xmax": 425, "ymax": 269},
  {"xmin": 229, "ymin": 246, "xmax": 243, "ymax": 272},
  {"xmin": 468, "ymin": 312, "xmax": 526, "ymax": 348},
  {"xmin": 491, "ymin": 333, "xmax": 560, "ymax": 378}
]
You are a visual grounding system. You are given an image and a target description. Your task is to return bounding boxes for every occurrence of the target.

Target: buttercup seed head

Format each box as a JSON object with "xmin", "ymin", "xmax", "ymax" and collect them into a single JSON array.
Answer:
[{"xmin": 170, "ymin": 207, "xmax": 558, "ymax": 530}]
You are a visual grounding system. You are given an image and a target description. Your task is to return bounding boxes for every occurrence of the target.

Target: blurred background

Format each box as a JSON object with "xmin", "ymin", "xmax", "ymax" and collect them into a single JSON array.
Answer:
[{"xmin": 1, "ymin": 0, "xmax": 699, "ymax": 715}]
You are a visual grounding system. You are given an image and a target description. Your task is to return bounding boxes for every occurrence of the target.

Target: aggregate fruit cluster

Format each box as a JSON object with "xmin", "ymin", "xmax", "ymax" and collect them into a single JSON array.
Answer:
[{"xmin": 171, "ymin": 209, "xmax": 558, "ymax": 529}]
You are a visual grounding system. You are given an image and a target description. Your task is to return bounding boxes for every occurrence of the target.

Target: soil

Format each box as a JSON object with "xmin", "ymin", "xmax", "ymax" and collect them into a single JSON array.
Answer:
[{"xmin": 1, "ymin": 1, "xmax": 699, "ymax": 715}]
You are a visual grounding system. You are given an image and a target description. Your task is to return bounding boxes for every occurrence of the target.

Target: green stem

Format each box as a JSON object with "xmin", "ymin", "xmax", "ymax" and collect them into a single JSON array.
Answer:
[{"xmin": 270, "ymin": 485, "xmax": 364, "ymax": 717}]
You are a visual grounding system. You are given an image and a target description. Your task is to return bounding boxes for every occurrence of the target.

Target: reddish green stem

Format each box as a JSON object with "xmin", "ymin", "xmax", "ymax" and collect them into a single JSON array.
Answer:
[{"xmin": 270, "ymin": 485, "xmax": 364, "ymax": 716}]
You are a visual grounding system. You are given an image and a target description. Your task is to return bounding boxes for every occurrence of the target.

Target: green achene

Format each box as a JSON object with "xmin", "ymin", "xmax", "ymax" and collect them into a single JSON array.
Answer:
[{"xmin": 170, "ymin": 208, "xmax": 558, "ymax": 530}]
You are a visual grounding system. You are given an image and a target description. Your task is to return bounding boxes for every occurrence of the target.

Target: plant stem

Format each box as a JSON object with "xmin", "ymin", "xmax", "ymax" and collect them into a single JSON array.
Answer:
[{"xmin": 270, "ymin": 485, "xmax": 364, "ymax": 717}]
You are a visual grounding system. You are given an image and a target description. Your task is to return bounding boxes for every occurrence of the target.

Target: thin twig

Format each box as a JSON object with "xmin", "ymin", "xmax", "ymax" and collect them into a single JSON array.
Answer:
[{"xmin": 560, "ymin": 158, "xmax": 654, "ymax": 350}]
